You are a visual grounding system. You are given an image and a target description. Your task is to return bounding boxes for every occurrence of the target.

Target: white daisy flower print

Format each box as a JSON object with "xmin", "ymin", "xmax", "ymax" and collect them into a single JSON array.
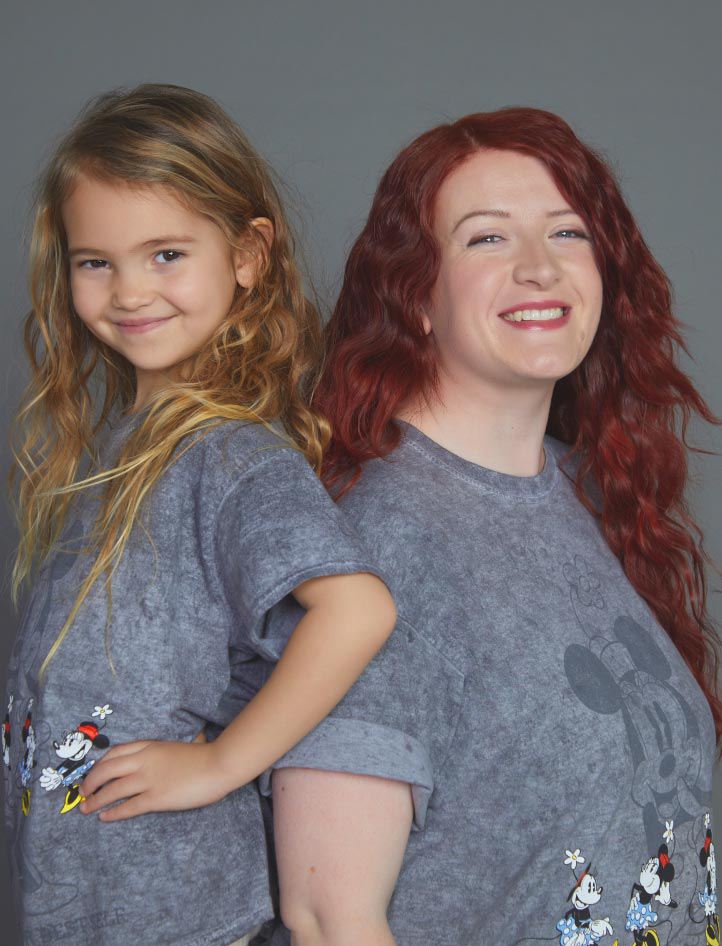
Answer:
[{"xmin": 564, "ymin": 849, "xmax": 585, "ymax": 868}]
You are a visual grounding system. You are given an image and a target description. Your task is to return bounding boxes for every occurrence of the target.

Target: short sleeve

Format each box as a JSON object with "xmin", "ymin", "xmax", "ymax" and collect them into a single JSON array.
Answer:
[
  {"xmin": 258, "ymin": 613, "xmax": 466, "ymax": 829},
  {"xmin": 214, "ymin": 446, "xmax": 386, "ymax": 658}
]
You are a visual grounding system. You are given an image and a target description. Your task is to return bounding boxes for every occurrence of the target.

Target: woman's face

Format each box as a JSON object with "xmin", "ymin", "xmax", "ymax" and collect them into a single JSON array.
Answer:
[{"xmin": 424, "ymin": 149, "xmax": 603, "ymax": 393}]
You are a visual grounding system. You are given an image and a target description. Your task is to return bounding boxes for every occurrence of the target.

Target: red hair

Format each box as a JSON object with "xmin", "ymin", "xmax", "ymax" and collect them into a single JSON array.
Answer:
[{"xmin": 316, "ymin": 107, "xmax": 722, "ymax": 740}]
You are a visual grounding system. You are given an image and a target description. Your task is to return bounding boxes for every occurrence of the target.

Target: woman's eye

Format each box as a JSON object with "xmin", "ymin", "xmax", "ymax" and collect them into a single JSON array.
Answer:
[
  {"xmin": 467, "ymin": 234, "xmax": 503, "ymax": 246},
  {"xmin": 154, "ymin": 249, "xmax": 184, "ymax": 264},
  {"xmin": 79, "ymin": 258, "xmax": 108, "ymax": 270},
  {"xmin": 553, "ymin": 229, "xmax": 589, "ymax": 240}
]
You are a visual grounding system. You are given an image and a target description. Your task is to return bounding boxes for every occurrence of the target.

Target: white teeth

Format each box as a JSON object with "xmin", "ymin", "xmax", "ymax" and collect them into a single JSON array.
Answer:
[{"xmin": 501, "ymin": 307, "xmax": 565, "ymax": 322}]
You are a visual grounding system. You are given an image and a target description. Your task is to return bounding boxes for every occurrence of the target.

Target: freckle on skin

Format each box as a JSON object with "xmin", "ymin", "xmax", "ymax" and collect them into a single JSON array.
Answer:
[{"xmin": 309, "ymin": 866, "xmax": 316, "ymax": 874}]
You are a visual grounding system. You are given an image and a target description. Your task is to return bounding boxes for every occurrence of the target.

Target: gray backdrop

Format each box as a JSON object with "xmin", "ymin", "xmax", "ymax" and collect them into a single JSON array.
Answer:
[{"xmin": 2, "ymin": 3, "xmax": 720, "ymax": 942}]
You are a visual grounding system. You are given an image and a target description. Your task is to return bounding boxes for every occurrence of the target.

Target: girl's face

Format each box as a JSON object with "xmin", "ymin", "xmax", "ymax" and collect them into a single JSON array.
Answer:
[
  {"xmin": 63, "ymin": 176, "xmax": 260, "ymax": 407},
  {"xmin": 424, "ymin": 148, "xmax": 603, "ymax": 394}
]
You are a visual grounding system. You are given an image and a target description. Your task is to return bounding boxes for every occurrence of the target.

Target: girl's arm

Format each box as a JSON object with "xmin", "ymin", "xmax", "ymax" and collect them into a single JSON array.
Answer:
[
  {"xmin": 273, "ymin": 767, "xmax": 412, "ymax": 946},
  {"xmin": 80, "ymin": 572, "xmax": 395, "ymax": 819}
]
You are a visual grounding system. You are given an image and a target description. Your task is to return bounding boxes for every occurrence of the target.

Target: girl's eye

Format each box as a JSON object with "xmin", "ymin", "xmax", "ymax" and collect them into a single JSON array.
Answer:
[
  {"xmin": 553, "ymin": 229, "xmax": 589, "ymax": 240},
  {"xmin": 79, "ymin": 259, "xmax": 108, "ymax": 270},
  {"xmin": 154, "ymin": 249, "xmax": 184, "ymax": 264},
  {"xmin": 467, "ymin": 234, "xmax": 503, "ymax": 247}
]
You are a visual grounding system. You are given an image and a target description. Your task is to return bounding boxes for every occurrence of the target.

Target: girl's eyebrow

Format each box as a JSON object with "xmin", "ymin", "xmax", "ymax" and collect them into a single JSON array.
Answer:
[
  {"xmin": 451, "ymin": 207, "xmax": 579, "ymax": 232},
  {"xmin": 140, "ymin": 235, "xmax": 197, "ymax": 248},
  {"xmin": 68, "ymin": 235, "xmax": 197, "ymax": 258}
]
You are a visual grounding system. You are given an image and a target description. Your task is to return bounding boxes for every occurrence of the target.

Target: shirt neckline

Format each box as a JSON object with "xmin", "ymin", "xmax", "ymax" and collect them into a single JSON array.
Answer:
[{"xmin": 395, "ymin": 419, "xmax": 559, "ymax": 501}]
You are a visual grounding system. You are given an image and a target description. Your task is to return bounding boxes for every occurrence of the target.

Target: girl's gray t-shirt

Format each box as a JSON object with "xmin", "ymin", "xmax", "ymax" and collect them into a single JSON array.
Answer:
[
  {"xmin": 2, "ymin": 418, "xmax": 384, "ymax": 946},
  {"xmin": 264, "ymin": 423, "xmax": 718, "ymax": 946}
]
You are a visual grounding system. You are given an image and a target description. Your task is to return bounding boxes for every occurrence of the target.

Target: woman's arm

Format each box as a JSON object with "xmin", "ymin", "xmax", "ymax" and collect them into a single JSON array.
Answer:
[
  {"xmin": 274, "ymin": 767, "xmax": 413, "ymax": 946},
  {"xmin": 80, "ymin": 572, "xmax": 396, "ymax": 818}
]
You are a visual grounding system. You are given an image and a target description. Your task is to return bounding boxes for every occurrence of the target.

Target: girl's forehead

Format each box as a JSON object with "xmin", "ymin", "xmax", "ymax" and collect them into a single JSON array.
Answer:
[
  {"xmin": 64, "ymin": 175, "xmax": 193, "ymax": 223},
  {"xmin": 62, "ymin": 175, "xmax": 220, "ymax": 251}
]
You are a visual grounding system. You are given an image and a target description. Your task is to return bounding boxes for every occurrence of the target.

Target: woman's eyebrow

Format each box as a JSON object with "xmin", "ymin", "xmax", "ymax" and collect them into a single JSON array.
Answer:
[
  {"xmin": 452, "ymin": 209, "xmax": 510, "ymax": 232},
  {"xmin": 452, "ymin": 207, "xmax": 579, "ymax": 233},
  {"xmin": 546, "ymin": 208, "xmax": 578, "ymax": 218}
]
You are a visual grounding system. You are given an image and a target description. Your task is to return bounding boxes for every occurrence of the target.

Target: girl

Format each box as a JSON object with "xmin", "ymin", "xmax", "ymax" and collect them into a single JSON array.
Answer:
[
  {"xmin": 263, "ymin": 109, "xmax": 721, "ymax": 945},
  {"xmin": 3, "ymin": 84, "xmax": 395, "ymax": 946}
]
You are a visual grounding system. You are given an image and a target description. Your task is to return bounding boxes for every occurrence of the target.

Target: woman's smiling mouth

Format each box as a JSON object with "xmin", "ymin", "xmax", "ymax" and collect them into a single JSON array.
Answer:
[{"xmin": 498, "ymin": 302, "xmax": 571, "ymax": 329}]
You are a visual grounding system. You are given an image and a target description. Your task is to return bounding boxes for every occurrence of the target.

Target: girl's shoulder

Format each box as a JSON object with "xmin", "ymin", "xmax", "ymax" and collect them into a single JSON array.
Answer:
[
  {"xmin": 105, "ymin": 415, "xmax": 316, "ymax": 527},
  {"xmin": 189, "ymin": 418, "xmax": 301, "ymax": 476},
  {"xmin": 104, "ymin": 413, "xmax": 294, "ymax": 474},
  {"xmin": 172, "ymin": 418, "xmax": 315, "ymax": 512}
]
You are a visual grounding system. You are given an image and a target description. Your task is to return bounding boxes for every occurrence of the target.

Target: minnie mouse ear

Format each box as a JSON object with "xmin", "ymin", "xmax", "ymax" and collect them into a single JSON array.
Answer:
[
  {"xmin": 565, "ymin": 866, "xmax": 591, "ymax": 902},
  {"xmin": 657, "ymin": 844, "xmax": 675, "ymax": 882}
]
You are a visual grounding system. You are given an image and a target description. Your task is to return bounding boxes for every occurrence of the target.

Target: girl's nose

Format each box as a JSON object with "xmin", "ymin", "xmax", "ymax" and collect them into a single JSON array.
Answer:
[{"xmin": 111, "ymin": 269, "xmax": 155, "ymax": 311}]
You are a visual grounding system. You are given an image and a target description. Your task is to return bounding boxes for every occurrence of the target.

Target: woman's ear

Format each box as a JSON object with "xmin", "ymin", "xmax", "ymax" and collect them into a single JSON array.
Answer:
[
  {"xmin": 420, "ymin": 310, "xmax": 433, "ymax": 336},
  {"xmin": 233, "ymin": 217, "xmax": 274, "ymax": 289}
]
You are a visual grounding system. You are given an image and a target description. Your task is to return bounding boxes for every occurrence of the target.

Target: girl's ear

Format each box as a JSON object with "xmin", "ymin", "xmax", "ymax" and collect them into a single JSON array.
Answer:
[{"xmin": 233, "ymin": 217, "xmax": 274, "ymax": 289}]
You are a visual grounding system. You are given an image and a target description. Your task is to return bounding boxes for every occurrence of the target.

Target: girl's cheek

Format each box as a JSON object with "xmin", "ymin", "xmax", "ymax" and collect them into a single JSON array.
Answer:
[{"xmin": 70, "ymin": 282, "xmax": 102, "ymax": 325}]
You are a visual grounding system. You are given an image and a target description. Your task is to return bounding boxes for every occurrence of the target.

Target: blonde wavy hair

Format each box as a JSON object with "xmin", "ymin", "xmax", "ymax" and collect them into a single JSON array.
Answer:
[{"xmin": 11, "ymin": 83, "xmax": 329, "ymax": 675}]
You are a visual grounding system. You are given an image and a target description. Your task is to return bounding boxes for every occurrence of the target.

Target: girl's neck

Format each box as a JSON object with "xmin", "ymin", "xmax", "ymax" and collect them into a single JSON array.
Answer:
[
  {"xmin": 397, "ymin": 374, "xmax": 554, "ymax": 477},
  {"xmin": 132, "ymin": 367, "xmax": 175, "ymax": 412}
]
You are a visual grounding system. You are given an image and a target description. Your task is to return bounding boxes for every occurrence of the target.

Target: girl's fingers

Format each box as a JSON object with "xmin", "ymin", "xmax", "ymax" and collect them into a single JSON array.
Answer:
[
  {"xmin": 81, "ymin": 754, "xmax": 143, "ymax": 796},
  {"xmin": 97, "ymin": 740, "xmax": 152, "ymax": 762},
  {"xmin": 98, "ymin": 793, "xmax": 151, "ymax": 822},
  {"xmin": 80, "ymin": 776, "xmax": 144, "ymax": 814}
]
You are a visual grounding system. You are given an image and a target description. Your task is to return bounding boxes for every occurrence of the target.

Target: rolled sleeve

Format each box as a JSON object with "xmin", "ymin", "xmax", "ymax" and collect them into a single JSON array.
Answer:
[
  {"xmin": 259, "ymin": 717, "xmax": 434, "ymax": 829},
  {"xmin": 261, "ymin": 614, "xmax": 465, "ymax": 829}
]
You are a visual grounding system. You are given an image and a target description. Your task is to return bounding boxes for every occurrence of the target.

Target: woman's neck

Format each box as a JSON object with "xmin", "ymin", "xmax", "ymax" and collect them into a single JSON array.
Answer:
[{"xmin": 397, "ymin": 374, "xmax": 554, "ymax": 477}]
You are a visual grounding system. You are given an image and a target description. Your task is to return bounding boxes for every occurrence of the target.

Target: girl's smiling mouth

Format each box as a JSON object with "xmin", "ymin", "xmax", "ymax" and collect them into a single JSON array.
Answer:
[{"xmin": 114, "ymin": 315, "xmax": 177, "ymax": 334}]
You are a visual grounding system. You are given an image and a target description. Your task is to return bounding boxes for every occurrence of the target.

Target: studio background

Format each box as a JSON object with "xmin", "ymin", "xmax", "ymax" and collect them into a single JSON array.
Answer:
[{"xmin": 1, "ymin": 3, "xmax": 720, "ymax": 941}]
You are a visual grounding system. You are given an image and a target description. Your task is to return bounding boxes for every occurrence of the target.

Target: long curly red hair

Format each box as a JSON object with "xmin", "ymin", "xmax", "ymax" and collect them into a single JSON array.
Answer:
[{"xmin": 316, "ymin": 107, "xmax": 722, "ymax": 740}]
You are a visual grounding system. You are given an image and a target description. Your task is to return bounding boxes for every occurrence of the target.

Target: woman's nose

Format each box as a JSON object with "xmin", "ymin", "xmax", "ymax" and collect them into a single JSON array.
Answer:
[{"xmin": 512, "ymin": 241, "xmax": 561, "ymax": 290}]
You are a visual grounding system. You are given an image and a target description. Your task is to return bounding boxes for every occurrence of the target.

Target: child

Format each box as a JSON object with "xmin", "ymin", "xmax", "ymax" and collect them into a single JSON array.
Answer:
[{"xmin": 3, "ymin": 84, "xmax": 396, "ymax": 946}]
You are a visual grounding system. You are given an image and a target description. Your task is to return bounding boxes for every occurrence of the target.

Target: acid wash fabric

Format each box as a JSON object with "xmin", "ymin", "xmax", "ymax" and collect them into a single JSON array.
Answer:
[
  {"xmin": 2, "ymin": 417, "xmax": 383, "ymax": 946},
  {"xmin": 263, "ymin": 423, "xmax": 718, "ymax": 946}
]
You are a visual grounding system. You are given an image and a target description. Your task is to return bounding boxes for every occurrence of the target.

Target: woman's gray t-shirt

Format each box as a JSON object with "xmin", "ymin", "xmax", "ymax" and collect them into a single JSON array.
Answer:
[
  {"xmin": 2, "ymin": 418, "xmax": 383, "ymax": 946},
  {"xmin": 265, "ymin": 423, "xmax": 718, "ymax": 946}
]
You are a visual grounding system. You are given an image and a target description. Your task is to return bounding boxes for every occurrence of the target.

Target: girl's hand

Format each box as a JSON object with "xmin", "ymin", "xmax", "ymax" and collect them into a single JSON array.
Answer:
[{"xmin": 78, "ymin": 737, "xmax": 234, "ymax": 821}]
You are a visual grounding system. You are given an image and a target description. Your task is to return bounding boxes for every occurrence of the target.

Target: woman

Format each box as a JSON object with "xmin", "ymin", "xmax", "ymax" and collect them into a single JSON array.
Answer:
[{"xmin": 262, "ymin": 108, "xmax": 721, "ymax": 946}]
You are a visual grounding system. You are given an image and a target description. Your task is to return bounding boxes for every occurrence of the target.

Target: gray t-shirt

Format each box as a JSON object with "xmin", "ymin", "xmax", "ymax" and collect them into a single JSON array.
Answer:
[
  {"xmin": 264, "ymin": 422, "xmax": 718, "ymax": 946},
  {"xmin": 3, "ymin": 418, "xmax": 382, "ymax": 946}
]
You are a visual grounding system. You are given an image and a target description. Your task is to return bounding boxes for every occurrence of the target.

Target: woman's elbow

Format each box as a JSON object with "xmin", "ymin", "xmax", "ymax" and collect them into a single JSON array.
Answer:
[
  {"xmin": 280, "ymin": 894, "xmax": 394, "ymax": 946},
  {"xmin": 279, "ymin": 897, "xmax": 322, "ymax": 945}
]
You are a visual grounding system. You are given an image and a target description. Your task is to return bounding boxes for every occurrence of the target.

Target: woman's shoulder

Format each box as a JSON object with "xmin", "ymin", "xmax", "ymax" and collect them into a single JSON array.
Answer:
[
  {"xmin": 543, "ymin": 435, "xmax": 604, "ymax": 511},
  {"xmin": 543, "ymin": 434, "xmax": 574, "ymax": 467}
]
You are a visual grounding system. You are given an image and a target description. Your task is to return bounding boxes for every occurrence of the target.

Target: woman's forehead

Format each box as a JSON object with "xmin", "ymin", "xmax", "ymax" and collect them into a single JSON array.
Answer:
[{"xmin": 435, "ymin": 149, "xmax": 576, "ymax": 232}]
